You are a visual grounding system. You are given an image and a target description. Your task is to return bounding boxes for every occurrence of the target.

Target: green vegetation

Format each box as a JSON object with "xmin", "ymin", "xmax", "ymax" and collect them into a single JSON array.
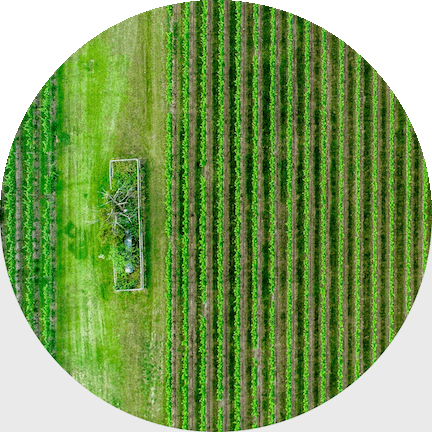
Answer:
[
  {"xmin": 22, "ymin": 105, "xmax": 36, "ymax": 330},
  {"xmin": 165, "ymin": 3, "xmax": 173, "ymax": 425},
  {"xmin": 286, "ymin": 11, "xmax": 294, "ymax": 419},
  {"xmin": 406, "ymin": 119, "xmax": 412, "ymax": 313},
  {"xmin": 3, "ymin": 142, "xmax": 16, "ymax": 295},
  {"xmin": 180, "ymin": 4, "xmax": 190, "ymax": 428},
  {"xmin": 233, "ymin": 0, "xmax": 242, "ymax": 428},
  {"xmin": 216, "ymin": 0, "xmax": 225, "ymax": 430},
  {"xmin": 198, "ymin": 1, "xmax": 208, "ymax": 430},
  {"xmin": 251, "ymin": 3, "xmax": 259, "ymax": 426},
  {"xmin": 372, "ymin": 70, "xmax": 378, "ymax": 360},
  {"xmin": 302, "ymin": 19, "xmax": 311, "ymax": 413},
  {"xmin": 3, "ymin": 3, "xmax": 432, "ymax": 431},
  {"xmin": 389, "ymin": 90, "xmax": 395, "ymax": 342},
  {"xmin": 337, "ymin": 39, "xmax": 344, "ymax": 392},
  {"xmin": 319, "ymin": 27, "xmax": 327, "ymax": 405},
  {"xmin": 39, "ymin": 79, "xmax": 56, "ymax": 354},
  {"xmin": 355, "ymin": 53, "xmax": 361, "ymax": 379}
]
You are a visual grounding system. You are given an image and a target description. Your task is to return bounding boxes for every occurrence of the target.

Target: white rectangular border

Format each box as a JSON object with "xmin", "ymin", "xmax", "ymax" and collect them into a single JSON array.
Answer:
[{"xmin": 109, "ymin": 158, "xmax": 144, "ymax": 291}]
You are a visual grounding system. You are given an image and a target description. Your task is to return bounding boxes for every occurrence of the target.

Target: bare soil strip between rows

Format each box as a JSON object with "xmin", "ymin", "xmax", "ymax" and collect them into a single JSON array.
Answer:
[
  {"xmin": 289, "ymin": 12, "xmax": 298, "ymax": 416},
  {"xmin": 359, "ymin": 57, "xmax": 365, "ymax": 375},
  {"xmin": 223, "ymin": 0, "xmax": 231, "ymax": 428},
  {"xmin": 205, "ymin": 0, "xmax": 215, "ymax": 429},
  {"xmin": 307, "ymin": 22, "xmax": 315, "ymax": 410},
  {"xmin": 33, "ymin": 94, "xmax": 42, "ymax": 339},
  {"xmin": 239, "ymin": 1, "xmax": 248, "ymax": 428},
  {"xmin": 324, "ymin": 29, "xmax": 330, "ymax": 403},
  {"xmin": 15, "ymin": 129, "xmax": 24, "ymax": 307},
  {"xmin": 273, "ymin": 8, "xmax": 282, "ymax": 423},
  {"xmin": 188, "ymin": 3, "xmax": 198, "ymax": 428},
  {"xmin": 171, "ymin": 4, "xmax": 181, "ymax": 427},
  {"xmin": 256, "ymin": 5, "xmax": 264, "ymax": 427},
  {"xmin": 342, "ymin": 43, "xmax": 349, "ymax": 390}
]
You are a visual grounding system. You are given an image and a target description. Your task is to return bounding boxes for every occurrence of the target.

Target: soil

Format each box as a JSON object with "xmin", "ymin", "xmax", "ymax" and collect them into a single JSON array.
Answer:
[
  {"xmin": 222, "ymin": 0, "xmax": 231, "ymax": 428},
  {"xmin": 256, "ymin": 5, "xmax": 264, "ymax": 427},
  {"xmin": 273, "ymin": 8, "xmax": 282, "ymax": 423},
  {"xmin": 187, "ymin": 3, "xmax": 198, "ymax": 429},
  {"xmin": 290, "ymin": 13, "xmax": 299, "ymax": 416},
  {"xmin": 15, "ymin": 129, "xmax": 24, "ymax": 307},
  {"xmin": 204, "ymin": 0, "xmax": 215, "ymax": 429},
  {"xmin": 170, "ymin": 3, "xmax": 181, "ymax": 427}
]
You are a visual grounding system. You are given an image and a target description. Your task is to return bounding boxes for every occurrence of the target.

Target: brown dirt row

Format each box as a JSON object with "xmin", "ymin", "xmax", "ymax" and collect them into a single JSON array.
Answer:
[
  {"xmin": 307, "ymin": 22, "xmax": 315, "ymax": 411},
  {"xmin": 33, "ymin": 93, "xmax": 42, "ymax": 339},
  {"xmin": 384, "ymin": 83, "xmax": 391, "ymax": 348},
  {"xmin": 376, "ymin": 74, "xmax": 384, "ymax": 359},
  {"xmin": 273, "ymin": 8, "xmax": 282, "ymax": 424},
  {"xmin": 50, "ymin": 75, "xmax": 58, "ymax": 356},
  {"xmin": 239, "ymin": 1, "xmax": 249, "ymax": 428},
  {"xmin": 342, "ymin": 42, "xmax": 349, "ymax": 390},
  {"xmin": 222, "ymin": 0, "xmax": 231, "ymax": 429},
  {"xmin": 323, "ymin": 27, "xmax": 330, "ymax": 403},
  {"xmin": 187, "ymin": 2, "xmax": 198, "ymax": 429},
  {"xmin": 256, "ymin": 4, "xmax": 264, "ymax": 428},
  {"xmin": 290, "ymin": 13, "xmax": 299, "ymax": 415},
  {"xmin": 15, "ymin": 129, "xmax": 24, "ymax": 307},
  {"xmin": 204, "ymin": 0, "xmax": 215, "ymax": 429},
  {"xmin": 170, "ymin": 3, "xmax": 182, "ymax": 428},
  {"xmin": 359, "ymin": 56, "xmax": 365, "ymax": 376}
]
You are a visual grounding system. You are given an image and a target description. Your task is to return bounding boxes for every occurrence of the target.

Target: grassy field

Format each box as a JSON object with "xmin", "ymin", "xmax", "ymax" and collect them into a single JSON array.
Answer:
[
  {"xmin": 1, "ymin": 1, "xmax": 432, "ymax": 431},
  {"xmin": 54, "ymin": 7, "xmax": 169, "ymax": 423}
]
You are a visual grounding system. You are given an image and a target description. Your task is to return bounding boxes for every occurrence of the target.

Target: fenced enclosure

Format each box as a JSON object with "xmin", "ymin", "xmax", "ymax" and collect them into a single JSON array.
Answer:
[{"xmin": 109, "ymin": 158, "xmax": 145, "ymax": 291}]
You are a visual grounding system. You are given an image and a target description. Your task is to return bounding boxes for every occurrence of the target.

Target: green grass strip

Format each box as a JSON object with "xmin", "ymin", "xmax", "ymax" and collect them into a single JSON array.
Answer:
[
  {"xmin": 337, "ymin": 39, "xmax": 345, "ymax": 393},
  {"xmin": 180, "ymin": 3, "xmax": 190, "ymax": 428},
  {"xmin": 319, "ymin": 28, "xmax": 327, "ymax": 405},
  {"xmin": 164, "ymin": 4, "xmax": 174, "ymax": 426},
  {"xmin": 406, "ymin": 119, "xmax": 412, "ymax": 314},
  {"xmin": 268, "ymin": 7, "xmax": 276, "ymax": 424},
  {"xmin": 233, "ymin": 1, "xmax": 242, "ymax": 429},
  {"xmin": 372, "ymin": 70, "xmax": 378, "ymax": 361},
  {"xmin": 389, "ymin": 91, "xmax": 395, "ymax": 343},
  {"xmin": 251, "ymin": 3, "xmax": 259, "ymax": 427},
  {"xmin": 354, "ymin": 54, "xmax": 361, "ymax": 379},
  {"xmin": 286, "ymin": 11, "xmax": 294, "ymax": 419},
  {"xmin": 198, "ymin": 1, "xmax": 208, "ymax": 429},
  {"xmin": 303, "ymin": 19, "xmax": 311, "ymax": 414},
  {"xmin": 216, "ymin": 0, "xmax": 225, "ymax": 430}
]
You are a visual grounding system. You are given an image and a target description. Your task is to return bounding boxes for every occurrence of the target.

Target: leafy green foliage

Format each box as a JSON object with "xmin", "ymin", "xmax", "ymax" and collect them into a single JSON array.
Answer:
[{"xmin": 286, "ymin": 11, "xmax": 294, "ymax": 419}]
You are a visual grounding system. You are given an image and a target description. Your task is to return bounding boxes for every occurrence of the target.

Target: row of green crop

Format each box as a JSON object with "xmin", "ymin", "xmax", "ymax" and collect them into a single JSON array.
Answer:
[
  {"xmin": 233, "ymin": 1, "xmax": 242, "ymax": 429},
  {"xmin": 39, "ymin": 79, "xmax": 56, "ymax": 355},
  {"xmin": 423, "ymin": 159, "xmax": 429, "ymax": 273},
  {"xmin": 371, "ymin": 70, "xmax": 378, "ymax": 362},
  {"xmin": 337, "ymin": 39, "xmax": 345, "ymax": 393},
  {"xmin": 302, "ymin": 19, "xmax": 311, "ymax": 414},
  {"xmin": 286, "ymin": 11, "xmax": 294, "ymax": 419},
  {"xmin": 22, "ymin": 104, "xmax": 36, "ymax": 330},
  {"xmin": 406, "ymin": 120, "xmax": 412, "ymax": 314},
  {"xmin": 268, "ymin": 5, "xmax": 276, "ymax": 424},
  {"xmin": 319, "ymin": 28, "xmax": 327, "ymax": 405},
  {"xmin": 251, "ymin": 3, "xmax": 259, "ymax": 427},
  {"xmin": 164, "ymin": 4, "xmax": 174, "ymax": 426},
  {"xmin": 4, "ymin": 140, "xmax": 16, "ymax": 295},
  {"xmin": 197, "ymin": 1, "xmax": 208, "ymax": 430},
  {"xmin": 389, "ymin": 91, "xmax": 395, "ymax": 343},
  {"xmin": 216, "ymin": 0, "xmax": 225, "ymax": 430},
  {"xmin": 354, "ymin": 53, "xmax": 361, "ymax": 379},
  {"xmin": 180, "ymin": 3, "xmax": 190, "ymax": 429}
]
